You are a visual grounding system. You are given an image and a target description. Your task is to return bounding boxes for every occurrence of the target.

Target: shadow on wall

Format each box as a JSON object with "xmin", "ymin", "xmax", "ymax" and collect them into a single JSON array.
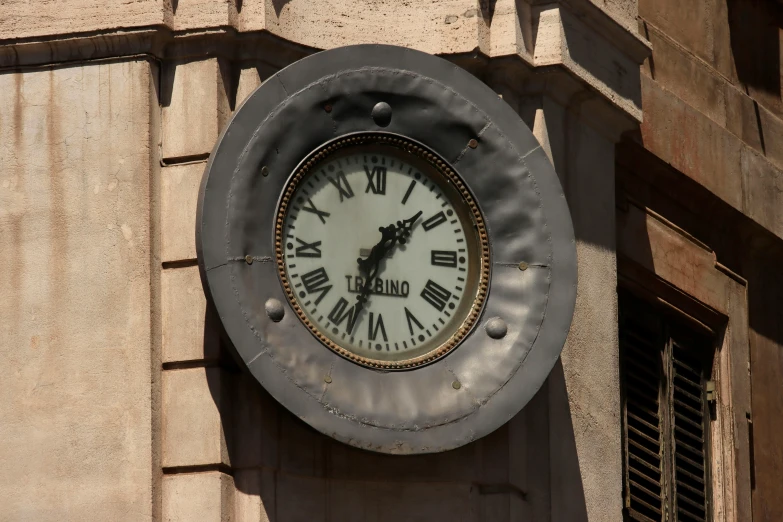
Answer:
[
  {"xmin": 206, "ymin": 340, "xmax": 589, "ymax": 521},
  {"xmin": 726, "ymin": 0, "xmax": 782, "ymax": 100}
]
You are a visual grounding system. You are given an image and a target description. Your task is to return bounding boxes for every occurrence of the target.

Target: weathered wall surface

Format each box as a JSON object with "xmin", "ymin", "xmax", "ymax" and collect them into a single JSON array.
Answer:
[
  {"xmin": 0, "ymin": 0, "xmax": 651, "ymax": 520},
  {"xmin": 635, "ymin": 0, "xmax": 783, "ymax": 520},
  {"xmin": 0, "ymin": 60, "xmax": 155, "ymax": 519}
]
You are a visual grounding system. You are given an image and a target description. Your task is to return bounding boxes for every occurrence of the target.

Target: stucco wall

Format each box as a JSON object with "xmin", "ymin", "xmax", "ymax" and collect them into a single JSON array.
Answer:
[{"xmin": 0, "ymin": 60, "xmax": 155, "ymax": 519}]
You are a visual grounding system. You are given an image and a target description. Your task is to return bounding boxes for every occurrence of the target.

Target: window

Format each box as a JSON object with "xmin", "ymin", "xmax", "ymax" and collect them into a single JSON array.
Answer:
[{"xmin": 620, "ymin": 290, "xmax": 713, "ymax": 522}]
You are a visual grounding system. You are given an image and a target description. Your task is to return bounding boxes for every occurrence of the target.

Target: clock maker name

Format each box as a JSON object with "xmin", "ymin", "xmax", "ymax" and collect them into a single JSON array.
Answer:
[{"xmin": 345, "ymin": 275, "xmax": 410, "ymax": 298}]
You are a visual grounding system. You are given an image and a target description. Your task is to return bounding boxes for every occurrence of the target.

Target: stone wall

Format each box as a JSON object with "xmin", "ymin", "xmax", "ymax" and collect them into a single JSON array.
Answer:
[
  {"xmin": 0, "ymin": 1, "xmax": 654, "ymax": 520},
  {"xmin": 0, "ymin": 60, "xmax": 156, "ymax": 520},
  {"xmin": 633, "ymin": 0, "xmax": 783, "ymax": 520}
]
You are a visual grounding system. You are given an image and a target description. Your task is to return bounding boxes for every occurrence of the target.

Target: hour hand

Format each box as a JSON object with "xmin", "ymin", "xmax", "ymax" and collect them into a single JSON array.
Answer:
[{"xmin": 357, "ymin": 224, "xmax": 397, "ymax": 276}]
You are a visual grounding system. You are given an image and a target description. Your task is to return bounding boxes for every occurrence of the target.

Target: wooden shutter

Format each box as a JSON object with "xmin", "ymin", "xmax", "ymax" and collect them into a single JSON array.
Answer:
[
  {"xmin": 621, "ymin": 307, "xmax": 665, "ymax": 522},
  {"xmin": 620, "ymin": 291, "xmax": 712, "ymax": 522},
  {"xmin": 669, "ymin": 334, "xmax": 710, "ymax": 521}
]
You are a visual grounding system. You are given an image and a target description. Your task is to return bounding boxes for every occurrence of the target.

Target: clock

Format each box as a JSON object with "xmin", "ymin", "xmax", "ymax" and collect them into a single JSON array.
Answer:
[
  {"xmin": 277, "ymin": 134, "xmax": 489, "ymax": 369},
  {"xmin": 197, "ymin": 44, "xmax": 577, "ymax": 454}
]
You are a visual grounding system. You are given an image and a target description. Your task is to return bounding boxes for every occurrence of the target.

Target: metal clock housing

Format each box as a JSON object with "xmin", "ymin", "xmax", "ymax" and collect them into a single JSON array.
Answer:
[{"xmin": 196, "ymin": 44, "xmax": 577, "ymax": 454}]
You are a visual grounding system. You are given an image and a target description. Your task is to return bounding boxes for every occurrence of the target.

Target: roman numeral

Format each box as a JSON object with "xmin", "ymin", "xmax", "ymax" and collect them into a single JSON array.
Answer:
[
  {"xmin": 364, "ymin": 166, "xmax": 387, "ymax": 195},
  {"xmin": 327, "ymin": 171, "xmax": 354, "ymax": 202},
  {"xmin": 301, "ymin": 198, "xmax": 330, "ymax": 224},
  {"xmin": 422, "ymin": 211, "xmax": 447, "ymax": 231},
  {"xmin": 401, "ymin": 180, "xmax": 416, "ymax": 204},
  {"xmin": 327, "ymin": 297, "xmax": 360, "ymax": 334},
  {"xmin": 431, "ymin": 250, "xmax": 457, "ymax": 267},
  {"xmin": 368, "ymin": 312, "xmax": 388, "ymax": 342},
  {"xmin": 421, "ymin": 280, "xmax": 452, "ymax": 312},
  {"xmin": 301, "ymin": 268, "xmax": 332, "ymax": 305},
  {"xmin": 404, "ymin": 307, "xmax": 424, "ymax": 336},
  {"xmin": 294, "ymin": 238, "xmax": 321, "ymax": 258}
]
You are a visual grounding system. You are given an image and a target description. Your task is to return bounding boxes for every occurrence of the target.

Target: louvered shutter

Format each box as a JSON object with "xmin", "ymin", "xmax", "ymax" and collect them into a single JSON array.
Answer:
[
  {"xmin": 620, "ymin": 291, "xmax": 712, "ymax": 522},
  {"xmin": 620, "ymin": 308, "xmax": 665, "ymax": 522},
  {"xmin": 669, "ymin": 337, "xmax": 709, "ymax": 521}
]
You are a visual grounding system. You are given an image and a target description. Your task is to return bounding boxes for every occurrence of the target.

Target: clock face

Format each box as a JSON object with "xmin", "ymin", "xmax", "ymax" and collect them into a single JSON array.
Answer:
[{"xmin": 275, "ymin": 135, "xmax": 489, "ymax": 369}]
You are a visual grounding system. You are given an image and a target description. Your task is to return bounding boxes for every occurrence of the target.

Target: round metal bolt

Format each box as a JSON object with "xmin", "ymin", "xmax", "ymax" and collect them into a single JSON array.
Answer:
[
  {"xmin": 452, "ymin": 380, "xmax": 461, "ymax": 390},
  {"xmin": 261, "ymin": 166, "xmax": 269, "ymax": 177},
  {"xmin": 468, "ymin": 139, "xmax": 478, "ymax": 149},
  {"xmin": 324, "ymin": 375, "xmax": 332, "ymax": 384},
  {"xmin": 265, "ymin": 298, "xmax": 285, "ymax": 322},
  {"xmin": 324, "ymin": 103, "xmax": 333, "ymax": 113},
  {"xmin": 518, "ymin": 261, "xmax": 528, "ymax": 271},
  {"xmin": 371, "ymin": 101, "xmax": 392, "ymax": 127},
  {"xmin": 485, "ymin": 317, "xmax": 508, "ymax": 339},
  {"xmin": 245, "ymin": 255, "xmax": 253, "ymax": 264}
]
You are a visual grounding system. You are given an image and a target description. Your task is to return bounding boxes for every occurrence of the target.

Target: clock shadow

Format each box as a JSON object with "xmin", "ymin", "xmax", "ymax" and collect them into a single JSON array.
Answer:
[{"xmin": 204, "ymin": 299, "xmax": 588, "ymax": 521}]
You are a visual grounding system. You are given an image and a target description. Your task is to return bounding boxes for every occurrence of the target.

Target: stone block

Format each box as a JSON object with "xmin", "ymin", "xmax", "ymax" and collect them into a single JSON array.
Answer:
[
  {"xmin": 368, "ymin": 481, "xmax": 478, "ymax": 522},
  {"xmin": 617, "ymin": 204, "xmax": 727, "ymax": 312},
  {"xmin": 640, "ymin": 75, "xmax": 743, "ymax": 212},
  {"xmin": 316, "ymin": 479, "xmax": 479, "ymax": 522},
  {"xmin": 276, "ymin": 473, "xmax": 326, "ymax": 522},
  {"xmin": 327, "ymin": 430, "xmax": 478, "ymax": 482},
  {"xmin": 162, "ymin": 471, "xmax": 234, "ymax": 521},
  {"xmin": 236, "ymin": 67, "xmax": 263, "ymax": 109},
  {"xmin": 741, "ymin": 147, "xmax": 783, "ymax": 240},
  {"xmin": 235, "ymin": 63, "xmax": 278, "ymax": 110},
  {"xmin": 757, "ymin": 103, "xmax": 783, "ymax": 171},
  {"xmin": 644, "ymin": 27, "xmax": 726, "ymax": 127},
  {"xmin": 162, "ymin": 265, "xmax": 220, "ymax": 363},
  {"xmin": 234, "ymin": 468, "xmax": 275, "ymax": 522},
  {"xmin": 0, "ymin": 61, "xmax": 154, "ymax": 520},
  {"xmin": 278, "ymin": 410, "xmax": 328, "ymax": 477},
  {"xmin": 231, "ymin": 371, "xmax": 280, "ymax": 469},
  {"xmin": 639, "ymin": 0, "xmax": 712, "ymax": 64},
  {"xmin": 726, "ymin": 85, "xmax": 764, "ymax": 153},
  {"xmin": 0, "ymin": 0, "xmax": 165, "ymax": 40},
  {"xmin": 162, "ymin": 367, "xmax": 230, "ymax": 468},
  {"xmin": 161, "ymin": 162, "xmax": 202, "ymax": 262},
  {"xmin": 237, "ymin": 0, "xmax": 266, "ymax": 32},
  {"xmin": 263, "ymin": 0, "xmax": 481, "ymax": 56},
  {"xmin": 162, "ymin": 59, "xmax": 223, "ymax": 160},
  {"xmin": 170, "ymin": 0, "xmax": 237, "ymax": 31}
]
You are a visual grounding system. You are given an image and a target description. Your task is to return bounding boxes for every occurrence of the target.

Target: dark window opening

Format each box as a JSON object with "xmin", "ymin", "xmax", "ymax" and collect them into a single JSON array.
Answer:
[{"xmin": 620, "ymin": 289, "xmax": 713, "ymax": 522}]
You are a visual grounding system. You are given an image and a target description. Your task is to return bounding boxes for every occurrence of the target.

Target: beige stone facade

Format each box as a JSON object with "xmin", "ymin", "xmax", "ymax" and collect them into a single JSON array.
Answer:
[{"xmin": 0, "ymin": 0, "xmax": 779, "ymax": 520}]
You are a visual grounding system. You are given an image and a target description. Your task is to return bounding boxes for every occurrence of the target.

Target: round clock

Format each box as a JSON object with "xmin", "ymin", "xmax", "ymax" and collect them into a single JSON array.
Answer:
[
  {"xmin": 197, "ymin": 44, "xmax": 577, "ymax": 454},
  {"xmin": 277, "ymin": 134, "xmax": 489, "ymax": 369}
]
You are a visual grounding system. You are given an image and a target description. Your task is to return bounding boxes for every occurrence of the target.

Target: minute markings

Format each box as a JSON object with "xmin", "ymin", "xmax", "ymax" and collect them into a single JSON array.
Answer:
[{"xmin": 401, "ymin": 180, "xmax": 416, "ymax": 205}]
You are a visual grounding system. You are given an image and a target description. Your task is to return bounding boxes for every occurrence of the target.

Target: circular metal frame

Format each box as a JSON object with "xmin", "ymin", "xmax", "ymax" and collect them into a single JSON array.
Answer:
[
  {"xmin": 197, "ymin": 44, "xmax": 577, "ymax": 454},
  {"xmin": 275, "ymin": 132, "xmax": 491, "ymax": 370}
]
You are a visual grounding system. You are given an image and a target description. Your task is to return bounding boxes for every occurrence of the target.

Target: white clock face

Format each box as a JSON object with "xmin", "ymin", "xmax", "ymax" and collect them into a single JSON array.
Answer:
[{"xmin": 277, "ymin": 138, "xmax": 488, "ymax": 367}]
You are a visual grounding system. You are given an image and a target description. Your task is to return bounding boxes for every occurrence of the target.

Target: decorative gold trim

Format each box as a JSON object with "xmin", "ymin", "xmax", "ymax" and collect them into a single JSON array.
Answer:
[{"xmin": 275, "ymin": 133, "xmax": 490, "ymax": 370}]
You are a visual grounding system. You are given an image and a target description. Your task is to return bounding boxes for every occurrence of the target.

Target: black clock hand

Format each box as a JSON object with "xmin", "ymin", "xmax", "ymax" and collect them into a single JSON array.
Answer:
[
  {"xmin": 350, "ymin": 210, "xmax": 424, "ymax": 333},
  {"xmin": 356, "ymin": 210, "xmax": 423, "ymax": 303},
  {"xmin": 352, "ymin": 224, "xmax": 399, "ymax": 329},
  {"xmin": 395, "ymin": 210, "xmax": 423, "ymax": 244}
]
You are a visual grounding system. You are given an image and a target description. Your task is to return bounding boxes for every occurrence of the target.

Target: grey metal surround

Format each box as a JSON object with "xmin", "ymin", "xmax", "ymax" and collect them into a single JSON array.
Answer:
[{"xmin": 196, "ymin": 44, "xmax": 577, "ymax": 454}]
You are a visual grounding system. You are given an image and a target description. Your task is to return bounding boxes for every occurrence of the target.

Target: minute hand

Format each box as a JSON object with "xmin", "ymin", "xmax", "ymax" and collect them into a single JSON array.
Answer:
[{"xmin": 355, "ymin": 210, "xmax": 423, "ymax": 310}]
